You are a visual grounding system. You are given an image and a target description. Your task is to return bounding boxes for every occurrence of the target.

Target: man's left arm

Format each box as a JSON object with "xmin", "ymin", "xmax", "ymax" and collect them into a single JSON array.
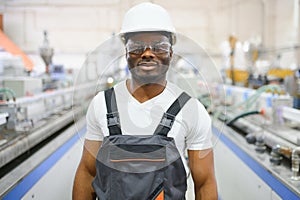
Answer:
[{"xmin": 188, "ymin": 149, "xmax": 218, "ymax": 200}]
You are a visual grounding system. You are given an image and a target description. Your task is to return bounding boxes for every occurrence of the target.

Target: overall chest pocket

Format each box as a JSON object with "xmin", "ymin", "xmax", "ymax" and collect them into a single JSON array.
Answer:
[{"xmin": 109, "ymin": 144, "xmax": 166, "ymax": 200}]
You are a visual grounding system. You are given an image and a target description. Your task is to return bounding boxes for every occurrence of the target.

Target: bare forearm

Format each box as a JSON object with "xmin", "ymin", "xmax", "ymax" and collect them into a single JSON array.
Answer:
[
  {"xmin": 72, "ymin": 167, "xmax": 96, "ymax": 200},
  {"xmin": 194, "ymin": 181, "xmax": 218, "ymax": 200},
  {"xmin": 188, "ymin": 149, "xmax": 218, "ymax": 200},
  {"xmin": 73, "ymin": 140, "xmax": 100, "ymax": 200}
]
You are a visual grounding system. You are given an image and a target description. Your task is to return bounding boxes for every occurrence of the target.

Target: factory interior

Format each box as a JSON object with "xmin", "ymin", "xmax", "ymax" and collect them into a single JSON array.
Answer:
[{"xmin": 1, "ymin": 0, "xmax": 300, "ymax": 199}]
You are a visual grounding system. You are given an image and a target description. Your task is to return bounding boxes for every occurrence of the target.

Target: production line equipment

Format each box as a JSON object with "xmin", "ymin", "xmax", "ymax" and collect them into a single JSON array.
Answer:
[{"xmin": 202, "ymin": 83, "xmax": 300, "ymax": 200}]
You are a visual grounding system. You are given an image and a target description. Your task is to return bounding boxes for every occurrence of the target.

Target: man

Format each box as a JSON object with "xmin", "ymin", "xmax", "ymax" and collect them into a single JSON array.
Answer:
[{"xmin": 73, "ymin": 2, "xmax": 218, "ymax": 200}]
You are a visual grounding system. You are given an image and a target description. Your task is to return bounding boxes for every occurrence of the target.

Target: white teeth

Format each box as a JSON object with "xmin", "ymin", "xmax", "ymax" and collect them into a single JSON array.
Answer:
[{"xmin": 139, "ymin": 62, "xmax": 157, "ymax": 66}]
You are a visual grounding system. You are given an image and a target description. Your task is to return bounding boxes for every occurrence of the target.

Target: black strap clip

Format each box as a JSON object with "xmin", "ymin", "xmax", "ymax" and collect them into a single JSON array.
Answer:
[
  {"xmin": 106, "ymin": 112, "xmax": 120, "ymax": 127},
  {"xmin": 159, "ymin": 112, "xmax": 176, "ymax": 129}
]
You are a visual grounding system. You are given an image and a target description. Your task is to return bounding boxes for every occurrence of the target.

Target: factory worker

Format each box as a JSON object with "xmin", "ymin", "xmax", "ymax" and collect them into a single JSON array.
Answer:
[{"xmin": 73, "ymin": 2, "xmax": 218, "ymax": 200}]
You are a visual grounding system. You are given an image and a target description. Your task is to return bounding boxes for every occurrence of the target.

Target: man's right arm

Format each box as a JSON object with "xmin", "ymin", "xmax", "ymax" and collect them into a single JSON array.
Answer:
[{"xmin": 72, "ymin": 139, "xmax": 102, "ymax": 200}]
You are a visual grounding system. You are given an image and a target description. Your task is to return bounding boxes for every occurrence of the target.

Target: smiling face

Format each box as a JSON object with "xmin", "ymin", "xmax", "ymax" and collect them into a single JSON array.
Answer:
[{"xmin": 125, "ymin": 32, "xmax": 173, "ymax": 85}]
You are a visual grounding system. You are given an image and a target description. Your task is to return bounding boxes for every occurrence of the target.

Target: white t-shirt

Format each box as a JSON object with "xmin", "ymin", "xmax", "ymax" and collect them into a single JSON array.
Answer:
[{"xmin": 85, "ymin": 80, "xmax": 213, "ymax": 173}]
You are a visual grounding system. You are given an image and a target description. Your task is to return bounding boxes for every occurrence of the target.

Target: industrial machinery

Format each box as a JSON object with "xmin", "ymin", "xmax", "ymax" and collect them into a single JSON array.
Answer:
[
  {"xmin": 202, "ymin": 83, "xmax": 300, "ymax": 199},
  {"xmin": 0, "ymin": 82, "xmax": 96, "ymax": 166}
]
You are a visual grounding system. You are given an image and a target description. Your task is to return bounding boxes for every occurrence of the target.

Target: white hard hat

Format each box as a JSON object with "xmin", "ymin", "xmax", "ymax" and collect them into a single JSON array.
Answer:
[{"xmin": 120, "ymin": 2, "xmax": 176, "ymax": 44}]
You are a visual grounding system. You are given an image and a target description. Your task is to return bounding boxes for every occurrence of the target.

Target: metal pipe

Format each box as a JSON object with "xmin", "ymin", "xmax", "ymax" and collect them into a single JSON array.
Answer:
[
  {"xmin": 291, "ymin": 147, "xmax": 300, "ymax": 180},
  {"xmin": 226, "ymin": 110, "xmax": 262, "ymax": 126}
]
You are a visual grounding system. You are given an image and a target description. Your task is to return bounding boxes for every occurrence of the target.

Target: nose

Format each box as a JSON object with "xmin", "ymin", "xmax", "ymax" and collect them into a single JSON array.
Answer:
[{"xmin": 141, "ymin": 47, "xmax": 155, "ymax": 59}]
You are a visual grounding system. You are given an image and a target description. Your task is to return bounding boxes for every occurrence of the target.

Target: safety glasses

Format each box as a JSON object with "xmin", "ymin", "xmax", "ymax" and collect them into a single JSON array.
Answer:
[{"xmin": 126, "ymin": 41, "xmax": 171, "ymax": 55}]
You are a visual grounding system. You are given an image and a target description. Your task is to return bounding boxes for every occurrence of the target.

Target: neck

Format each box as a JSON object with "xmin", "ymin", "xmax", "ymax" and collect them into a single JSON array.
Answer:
[{"xmin": 126, "ymin": 79, "xmax": 167, "ymax": 103}]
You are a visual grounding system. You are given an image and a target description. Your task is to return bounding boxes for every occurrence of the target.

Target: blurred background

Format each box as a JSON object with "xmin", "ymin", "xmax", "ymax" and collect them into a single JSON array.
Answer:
[{"xmin": 1, "ymin": 0, "xmax": 300, "ymax": 200}]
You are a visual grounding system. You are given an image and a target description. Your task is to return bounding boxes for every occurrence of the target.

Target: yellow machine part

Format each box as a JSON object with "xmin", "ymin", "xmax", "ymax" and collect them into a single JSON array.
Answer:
[
  {"xmin": 267, "ymin": 69, "xmax": 293, "ymax": 79},
  {"xmin": 226, "ymin": 69, "xmax": 249, "ymax": 83}
]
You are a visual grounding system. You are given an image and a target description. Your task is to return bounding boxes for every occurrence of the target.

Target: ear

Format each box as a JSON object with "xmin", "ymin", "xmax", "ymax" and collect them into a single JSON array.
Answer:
[
  {"xmin": 125, "ymin": 48, "xmax": 129, "ymax": 59},
  {"xmin": 169, "ymin": 47, "xmax": 173, "ymax": 58}
]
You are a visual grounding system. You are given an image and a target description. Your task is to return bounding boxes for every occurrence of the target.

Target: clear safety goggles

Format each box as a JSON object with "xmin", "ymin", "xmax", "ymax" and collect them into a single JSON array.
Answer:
[{"xmin": 126, "ymin": 41, "xmax": 171, "ymax": 55}]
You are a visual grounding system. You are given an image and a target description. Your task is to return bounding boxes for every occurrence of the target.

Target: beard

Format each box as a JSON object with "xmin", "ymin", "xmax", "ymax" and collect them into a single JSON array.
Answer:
[
  {"xmin": 129, "ymin": 64, "xmax": 169, "ymax": 85},
  {"xmin": 127, "ymin": 53, "xmax": 171, "ymax": 85}
]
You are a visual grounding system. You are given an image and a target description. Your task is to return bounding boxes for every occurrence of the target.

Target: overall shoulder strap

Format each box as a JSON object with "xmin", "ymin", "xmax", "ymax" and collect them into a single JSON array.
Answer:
[
  {"xmin": 154, "ymin": 92, "xmax": 191, "ymax": 136},
  {"xmin": 104, "ymin": 87, "xmax": 122, "ymax": 135}
]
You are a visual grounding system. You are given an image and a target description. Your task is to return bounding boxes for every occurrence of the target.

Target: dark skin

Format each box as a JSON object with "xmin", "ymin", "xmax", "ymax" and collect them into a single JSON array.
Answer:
[
  {"xmin": 125, "ymin": 32, "xmax": 172, "ymax": 103},
  {"xmin": 73, "ymin": 140, "xmax": 100, "ymax": 200},
  {"xmin": 72, "ymin": 32, "xmax": 218, "ymax": 200},
  {"xmin": 189, "ymin": 149, "xmax": 218, "ymax": 200}
]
